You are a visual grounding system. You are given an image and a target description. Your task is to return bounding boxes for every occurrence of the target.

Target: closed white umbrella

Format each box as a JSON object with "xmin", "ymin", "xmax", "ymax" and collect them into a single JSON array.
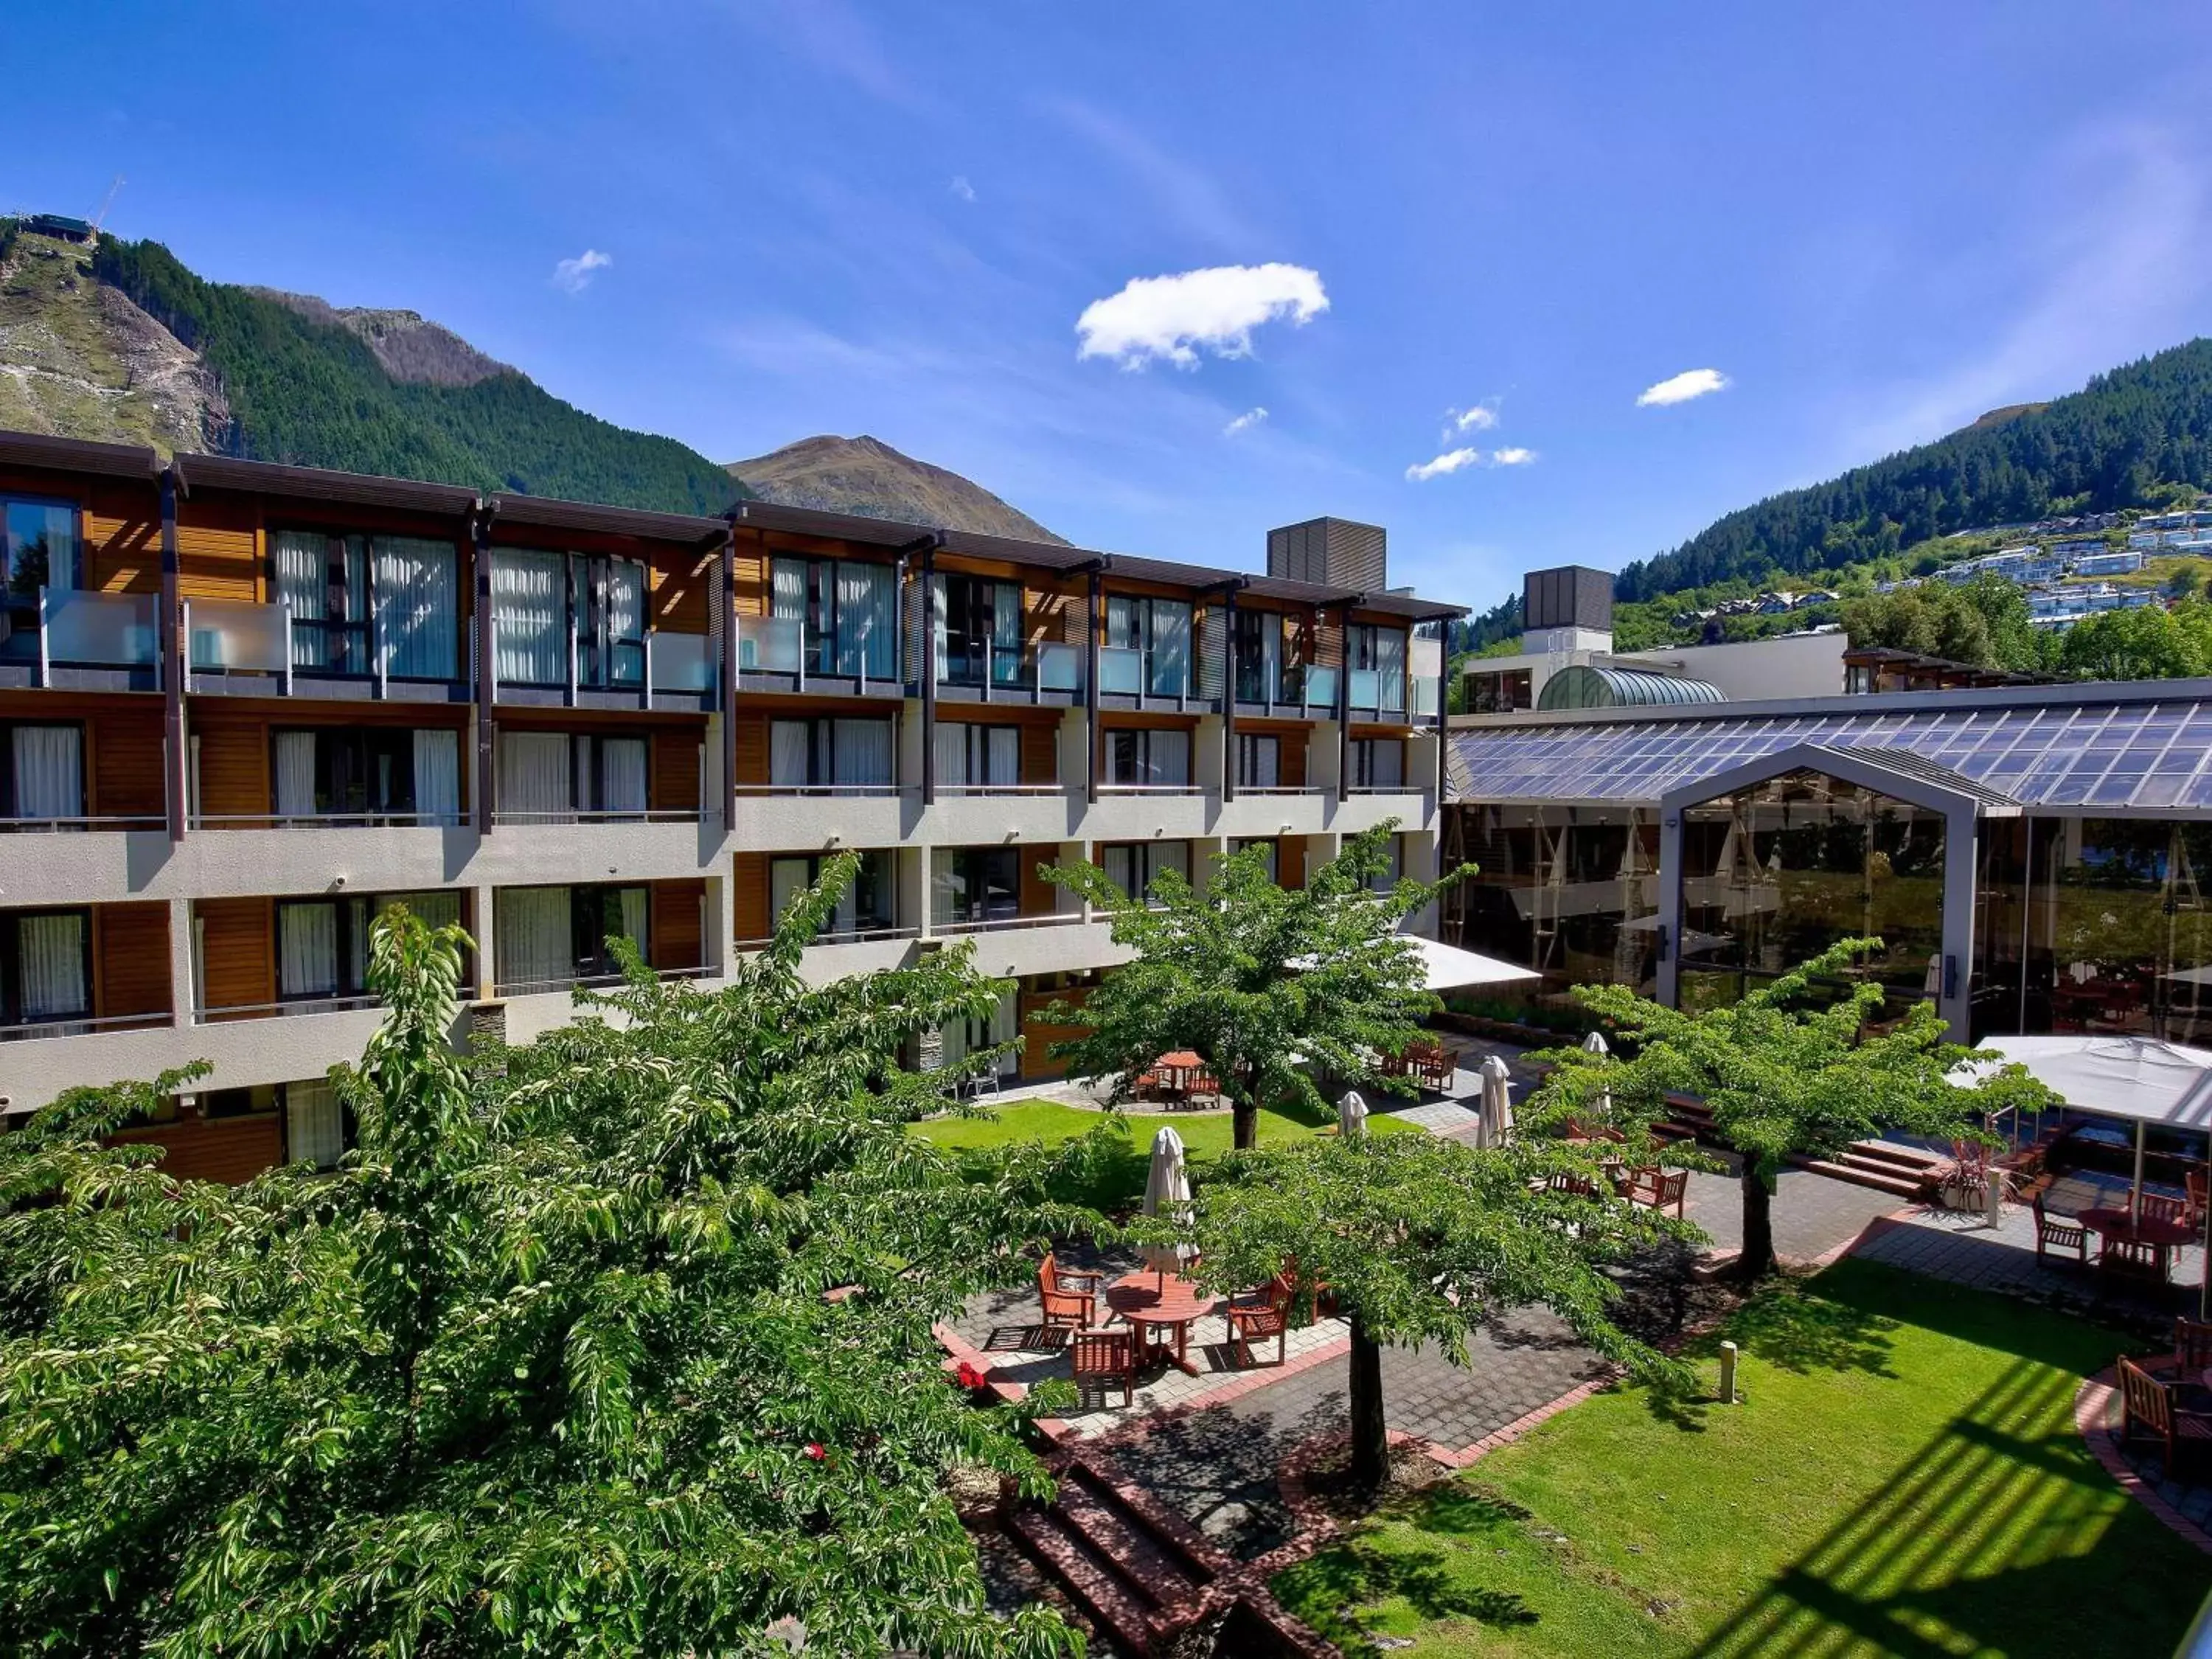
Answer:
[
  {"xmin": 1479, "ymin": 1054, "xmax": 1514, "ymax": 1148},
  {"xmin": 1141, "ymin": 1126, "xmax": 1194, "ymax": 1281},
  {"xmin": 1582, "ymin": 1031, "xmax": 1610, "ymax": 1058},
  {"xmin": 1338, "ymin": 1088, "xmax": 1370, "ymax": 1141}
]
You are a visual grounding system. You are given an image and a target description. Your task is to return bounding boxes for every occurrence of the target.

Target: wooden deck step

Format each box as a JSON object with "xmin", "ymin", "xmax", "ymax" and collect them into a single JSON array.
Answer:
[
  {"xmin": 1051, "ymin": 1468, "xmax": 1203, "ymax": 1609},
  {"xmin": 1009, "ymin": 1507, "xmax": 1160, "ymax": 1656},
  {"xmin": 1795, "ymin": 1156, "xmax": 1925, "ymax": 1199}
]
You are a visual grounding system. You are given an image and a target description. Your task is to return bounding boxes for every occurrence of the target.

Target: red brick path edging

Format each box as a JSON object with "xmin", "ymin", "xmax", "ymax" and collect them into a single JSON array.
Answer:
[{"xmin": 2073, "ymin": 1366, "xmax": 2212, "ymax": 1557}]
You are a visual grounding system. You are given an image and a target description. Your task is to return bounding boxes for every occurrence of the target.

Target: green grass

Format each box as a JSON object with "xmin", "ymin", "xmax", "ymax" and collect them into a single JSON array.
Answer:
[
  {"xmin": 1273, "ymin": 1259, "xmax": 2206, "ymax": 1658},
  {"xmin": 910, "ymin": 1096, "xmax": 1416, "ymax": 1211}
]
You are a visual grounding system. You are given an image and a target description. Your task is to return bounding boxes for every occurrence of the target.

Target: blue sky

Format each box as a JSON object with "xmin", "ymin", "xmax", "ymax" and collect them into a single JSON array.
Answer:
[{"xmin": 11, "ymin": 4, "xmax": 2212, "ymax": 611}]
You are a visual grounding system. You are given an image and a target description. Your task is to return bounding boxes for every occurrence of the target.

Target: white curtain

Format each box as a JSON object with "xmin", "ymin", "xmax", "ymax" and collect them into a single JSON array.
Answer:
[
  {"xmin": 1374, "ymin": 627, "xmax": 1408, "ymax": 712},
  {"xmin": 771, "ymin": 857, "xmax": 812, "ymax": 928},
  {"xmin": 1102, "ymin": 844, "xmax": 1135, "ymax": 900},
  {"xmin": 378, "ymin": 538, "xmax": 458, "ymax": 679},
  {"xmin": 604, "ymin": 559, "xmax": 644, "ymax": 683},
  {"xmin": 601, "ymin": 738, "xmax": 648, "ymax": 815},
  {"xmin": 10, "ymin": 725, "xmax": 82, "ymax": 821},
  {"xmin": 1151, "ymin": 601, "xmax": 1192, "ymax": 695},
  {"xmin": 1105, "ymin": 594, "xmax": 1137, "ymax": 649},
  {"xmin": 275, "ymin": 731, "xmax": 319, "ymax": 818},
  {"xmin": 413, "ymin": 729, "xmax": 459, "ymax": 825},
  {"xmin": 285, "ymin": 1078, "xmax": 346, "ymax": 1169},
  {"xmin": 1245, "ymin": 735, "xmax": 1279, "ymax": 789},
  {"xmin": 279, "ymin": 902, "xmax": 339, "ymax": 998},
  {"xmin": 1147, "ymin": 728, "xmax": 1190, "ymax": 786},
  {"xmin": 1363, "ymin": 740, "xmax": 1404, "ymax": 789},
  {"xmin": 493, "ymin": 552, "xmax": 566, "ymax": 685},
  {"xmin": 935, "ymin": 724, "xmax": 968, "ymax": 788},
  {"xmin": 274, "ymin": 532, "xmax": 328, "ymax": 668},
  {"xmin": 498, "ymin": 731, "xmax": 572, "ymax": 820},
  {"xmin": 771, "ymin": 558, "xmax": 807, "ymax": 620},
  {"xmin": 617, "ymin": 886, "xmax": 647, "ymax": 953},
  {"xmin": 770, "ymin": 720, "xmax": 814, "ymax": 787},
  {"xmin": 992, "ymin": 583, "xmax": 1021, "ymax": 682},
  {"xmin": 832, "ymin": 720, "xmax": 893, "ymax": 787},
  {"xmin": 497, "ymin": 887, "xmax": 573, "ymax": 990},
  {"xmin": 836, "ymin": 563, "xmax": 896, "ymax": 678},
  {"xmin": 987, "ymin": 726, "xmax": 1020, "ymax": 786},
  {"xmin": 16, "ymin": 912, "xmax": 86, "ymax": 1019},
  {"xmin": 931, "ymin": 574, "xmax": 950, "ymax": 681},
  {"xmin": 1153, "ymin": 843, "xmax": 1191, "ymax": 888}
]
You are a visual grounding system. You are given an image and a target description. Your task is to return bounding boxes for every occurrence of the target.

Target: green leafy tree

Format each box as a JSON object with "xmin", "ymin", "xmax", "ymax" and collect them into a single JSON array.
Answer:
[
  {"xmin": 1039, "ymin": 825, "xmax": 1466, "ymax": 1151},
  {"xmin": 2060, "ymin": 602, "xmax": 2199, "ymax": 681},
  {"xmin": 1184, "ymin": 1132, "xmax": 1689, "ymax": 1489},
  {"xmin": 1532, "ymin": 938, "xmax": 2051, "ymax": 1281},
  {"xmin": 0, "ymin": 863, "xmax": 1098, "ymax": 1658}
]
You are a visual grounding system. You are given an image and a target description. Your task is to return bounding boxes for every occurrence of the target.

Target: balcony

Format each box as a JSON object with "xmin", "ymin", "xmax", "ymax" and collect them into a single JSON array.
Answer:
[
  {"xmin": 0, "ymin": 588, "xmax": 162, "ymax": 692},
  {"xmin": 1097, "ymin": 645, "xmax": 1206, "ymax": 709},
  {"xmin": 186, "ymin": 598, "xmax": 468, "ymax": 703},
  {"xmin": 933, "ymin": 640, "xmax": 1083, "ymax": 706},
  {"xmin": 494, "ymin": 624, "xmax": 709, "ymax": 712},
  {"xmin": 1231, "ymin": 661, "xmax": 1340, "ymax": 719},
  {"xmin": 1346, "ymin": 667, "xmax": 1410, "ymax": 719},
  {"xmin": 736, "ymin": 615, "xmax": 902, "ymax": 699}
]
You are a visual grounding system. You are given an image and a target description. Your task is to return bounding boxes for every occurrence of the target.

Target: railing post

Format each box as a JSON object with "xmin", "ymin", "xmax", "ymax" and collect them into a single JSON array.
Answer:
[
  {"xmin": 374, "ymin": 602, "xmax": 388, "ymax": 699},
  {"xmin": 644, "ymin": 628, "xmax": 654, "ymax": 704},
  {"xmin": 282, "ymin": 599, "xmax": 295, "ymax": 697},
  {"xmin": 36, "ymin": 585, "xmax": 49, "ymax": 686}
]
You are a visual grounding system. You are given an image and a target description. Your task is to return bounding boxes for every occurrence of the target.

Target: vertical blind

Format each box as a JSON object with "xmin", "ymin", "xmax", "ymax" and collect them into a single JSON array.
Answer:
[
  {"xmin": 499, "ymin": 731, "xmax": 573, "ymax": 819},
  {"xmin": 835, "ymin": 562, "xmax": 897, "ymax": 678},
  {"xmin": 9, "ymin": 724, "xmax": 82, "ymax": 820},
  {"xmin": 275, "ymin": 731, "xmax": 319, "ymax": 818},
  {"xmin": 278, "ymin": 902, "xmax": 340, "ymax": 999},
  {"xmin": 600, "ymin": 738, "xmax": 649, "ymax": 815},
  {"xmin": 493, "ymin": 552, "xmax": 566, "ymax": 684},
  {"xmin": 285, "ymin": 1078, "xmax": 345, "ymax": 1169},
  {"xmin": 413, "ymin": 730, "xmax": 460, "ymax": 824},
  {"xmin": 832, "ymin": 720, "xmax": 893, "ymax": 787},
  {"xmin": 15, "ymin": 912, "xmax": 87, "ymax": 1020},
  {"xmin": 497, "ymin": 887, "xmax": 574, "ymax": 990},
  {"xmin": 378, "ymin": 538, "xmax": 458, "ymax": 679},
  {"xmin": 770, "ymin": 720, "xmax": 813, "ymax": 787}
]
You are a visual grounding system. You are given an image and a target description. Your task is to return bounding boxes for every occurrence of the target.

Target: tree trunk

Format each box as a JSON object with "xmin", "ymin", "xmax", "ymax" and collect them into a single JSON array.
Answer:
[
  {"xmin": 1734, "ymin": 1159, "xmax": 1778, "ymax": 1282},
  {"xmin": 1232, "ymin": 1100, "xmax": 1258, "ymax": 1151},
  {"xmin": 1348, "ymin": 1314, "xmax": 1388, "ymax": 1490}
]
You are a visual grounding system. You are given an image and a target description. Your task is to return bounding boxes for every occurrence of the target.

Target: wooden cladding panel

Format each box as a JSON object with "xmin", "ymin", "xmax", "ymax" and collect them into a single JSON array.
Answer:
[
  {"xmin": 1019, "ymin": 986, "xmax": 1088, "ymax": 1080},
  {"xmin": 1019, "ymin": 850, "xmax": 1059, "ymax": 919},
  {"xmin": 95, "ymin": 902, "xmax": 173, "ymax": 1019},
  {"xmin": 1279, "ymin": 734, "xmax": 1308, "ymax": 790},
  {"xmin": 650, "ymin": 550, "xmax": 714, "ymax": 636},
  {"xmin": 650, "ymin": 880, "xmax": 706, "ymax": 973},
  {"xmin": 110, "ymin": 1116, "xmax": 284, "ymax": 1186},
  {"xmin": 193, "ymin": 722, "xmax": 270, "ymax": 818},
  {"xmin": 1279, "ymin": 838, "xmax": 1308, "ymax": 890},
  {"xmin": 174, "ymin": 497, "xmax": 262, "ymax": 602},
  {"xmin": 1020, "ymin": 721, "xmax": 1059, "ymax": 787},
  {"xmin": 652, "ymin": 730, "xmax": 701, "ymax": 814},
  {"xmin": 731, "ymin": 853, "xmax": 770, "ymax": 943},
  {"xmin": 195, "ymin": 897, "xmax": 273, "ymax": 1014},
  {"xmin": 84, "ymin": 479, "xmax": 161, "ymax": 595},
  {"xmin": 732, "ymin": 714, "xmax": 768, "ymax": 787},
  {"xmin": 89, "ymin": 705, "xmax": 165, "ymax": 818},
  {"xmin": 732, "ymin": 546, "xmax": 768, "ymax": 619}
]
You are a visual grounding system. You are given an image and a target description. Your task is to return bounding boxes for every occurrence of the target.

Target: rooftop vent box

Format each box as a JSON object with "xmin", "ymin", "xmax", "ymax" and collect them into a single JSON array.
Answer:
[
  {"xmin": 1267, "ymin": 516, "xmax": 1387, "ymax": 591},
  {"xmin": 1523, "ymin": 566, "xmax": 1614, "ymax": 633}
]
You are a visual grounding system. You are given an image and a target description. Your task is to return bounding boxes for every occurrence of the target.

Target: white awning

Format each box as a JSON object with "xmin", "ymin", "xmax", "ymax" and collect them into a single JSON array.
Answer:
[
  {"xmin": 1405, "ymin": 936, "xmax": 1540, "ymax": 992},
  {"xmin": 1953, "ymin": 1034, "xmax": 2212, "ymax": 1132}
]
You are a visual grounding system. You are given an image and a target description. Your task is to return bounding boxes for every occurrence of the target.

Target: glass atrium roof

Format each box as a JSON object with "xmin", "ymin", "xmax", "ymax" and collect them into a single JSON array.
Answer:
[{"xmin": 1449, "ymin": 698, "xmax": 2212, "ymax": 812}]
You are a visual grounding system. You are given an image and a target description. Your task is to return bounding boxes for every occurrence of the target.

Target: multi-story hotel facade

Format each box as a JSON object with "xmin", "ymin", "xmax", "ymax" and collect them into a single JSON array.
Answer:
[{"xmin": 0, "ymin": 431, "xmax": 1461, "ymax": 1180}]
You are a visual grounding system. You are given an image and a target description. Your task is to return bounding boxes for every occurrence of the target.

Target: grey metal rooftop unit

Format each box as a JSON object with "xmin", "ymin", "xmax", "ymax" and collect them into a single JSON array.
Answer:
[
  {"xmin": 1267, "ymin": 516, "xmax": 1387, "ymax": 591},
  {"xmin": 1523, "ymin": 565, "xmax": 1613, "ymax": 633}
]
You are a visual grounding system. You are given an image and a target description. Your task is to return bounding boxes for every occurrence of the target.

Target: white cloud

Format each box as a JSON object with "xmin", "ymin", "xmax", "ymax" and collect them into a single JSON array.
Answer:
[
  {"xmin": 1405, "ymin": 447, "xmax": 1483, "ymax": 482},
  {"xmin": 1076, "ymin": 263, "xmax": 1329, "ymax": 369},
  {"xmin": 1447, "ymin": 403, "xmax": 1499, "ymax": 434},
  {"xmin": 1222, "ymin": 406, "xmax": 1269, "ymax": 437},
  {"xmin": 552, "ymin": 249, "xmax": 612, "ymax": 294},
  {"xmin": 1490, "ymin": 446, "xmax": 1537, "ymax": 465},
  {"xmin": 949, "ymin": 175, "xmax": 976, "ymax": 203},
  {"xmin": 1637, "ymin": 367, "xmax": 1730, "ymax": 406}
]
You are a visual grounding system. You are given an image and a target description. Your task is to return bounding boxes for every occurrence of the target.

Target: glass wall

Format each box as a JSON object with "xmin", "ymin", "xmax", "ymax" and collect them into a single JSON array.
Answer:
[
  {"xmin": 1455, "ymin": 804, "xmax": 1661, "ymax": 1011},
  {"xmin": 1674, "ymin": 768, "xmax": 1944, "ymax": 1017}
]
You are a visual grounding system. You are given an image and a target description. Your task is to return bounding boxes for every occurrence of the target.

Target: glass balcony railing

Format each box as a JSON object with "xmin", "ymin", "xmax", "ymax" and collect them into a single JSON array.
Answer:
[
  {"xmin": 738, "ymin": 615, "xmax": 803, "ymax": 675},
  {"xmin": 1302, "ymin": 664, "xmax": 1339, "ymax": 711},
  {"xmin": 44, "ymin": 589, "xmax": 158, "ymax": 668},
  {"xmin": 1411, "ymin": 677, "xmax": 1441, "ymax": 717},
  {"xmin": 186, "ymin": 598, "xmax": 290, "ymax": 674},
  {"xmin": 1037, "ymin": 641, "xmax": 1081, "ymax": 692},
  {"xmin": 1099, "ymin": 645, "xmax": 1143, "ymax": 696},
  {"xmin": 1347, "ymin": 669, "xmax": 1408, "ymax": 714},
  {"xmin": 647, "ymin": 630, "xmax": 714, "ymax": 694}
]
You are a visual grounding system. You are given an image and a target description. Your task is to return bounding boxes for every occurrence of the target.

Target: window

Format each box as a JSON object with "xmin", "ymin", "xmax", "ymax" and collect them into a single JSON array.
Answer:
[
  {"xmin": 285, "ymin": 1077, "xmax": 348, "ymax": 1169},
  {"xmin": 493, "ymin": 551, "xmax": 566, "ymax": 684},
  {"xmin": 1105, "ymin": 595, "xmax": 1193, "ymax": 696},
  {"xmin": 766, "ymin": 718, "xmax": 896, "ymax": 790},
  {"xmin": 273, "ymin": 531, "xmax": 372, "ymax": 675},
  {"xmin": 272, "ymin": 727, "xmax": 461, "ymax": 823},
  {"xmin": 1, "ymin": 908, "xmax": 91, "ymax": 1034},
  {"xmin": 1237, "ymin": 732, "xmax": 1281, "ymax": 789},
  {"xmin": 1347, "ymin": 623, "xmax": 1408, "ymax": 712},
  {"xmin": 574, "ymin": 554, "xmax": 644, "ymax": 688},
  {"xmin": 1233, "ymin": 611, "xmax": 1292, "ymax": 703},
  {"xmin": 1, "ymin": 495, "xmax": 80, "ymax": 659},
  {"xmin": 490, "ymin": 552, "xmax": 644, "ymax": 688},
  {"xmin": 494, "ymin": 730, "xmax": 650, "ymax": 821},
  {"xmin": 1366, "ymin": 836, "xmax": 1405, "ymax": 895},
  {"xmin": 1467, "ymin": 669, "xmax": 1532, "ymax": 714},
  {"xmin": 1105, "ymin": 726, "xmax": 1192, "ymax": 787},
  {"xmin": 377, "ymin": 537, "xmax": 460, "ymax": 679},
  {"xmin": 1100, "ymin": 841, "xmax": 1191, "ymax": 904},
  {"xmin": 939, "ymin": 988, "xmax": 1020, "ymax": 1086},
  {"xmin": 777, "ymin": 557, "xmax": 898, "ymax": 678},
  {"xmin": 2, "ymin": 722, "xmax": 84, "ymax": 824},
  {"xmin": 768, "ymin": 850, "xmax": 895, "ymax": 938},
  {"xmin": 933, "ymin": 722, "xmax": 1024, "ymax": 790},
  {"xmin": 276, "ymin": 891, "xmax": 464, "ymax": 1006},
  {"xmin": 495, "ymin": 883, "xmax": 647, "ymax": 992},
  {"xmin": 1231, "ymin": 837, "xmax": 1279, "ymax": 883},
  {"xmin": 1352, "ymin": 737, "xmax": 1405, "ymax": 790},
  {"xmin": 934, "ymin": 574, "xmax": 1023, "ymax": 687},
  {"xmin": 933, "ymin": 847, "xmax": 1020, "ymax": 927}
]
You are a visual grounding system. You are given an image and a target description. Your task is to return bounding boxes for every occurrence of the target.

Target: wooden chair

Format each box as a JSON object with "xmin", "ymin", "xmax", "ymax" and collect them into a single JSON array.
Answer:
[
  {"xmin": 2188, "ymin": 1169, "xmax": 2209, "ymax": 1229},
  {"xmin": 2118, "ymin": 1356, "xmax": 2212, "ymax": 1472},
  {"xmin": 1069, "ymin": 1328, "xmax": 1138, "ymax": 1408},
  {"xmin": 1547, "ymin": 1170, "xmax": 1599, "ymax": 1199},
  {"xmin": 2140, "ymin": 1192, "xmax": 2191, "ymax": 1228},
  {"xmin": 2169, "ymin": 1317, "xmax": 2212, "ymax": 1376},
  {"xmin": 2031, "ymin": 1199, "xmax": 2088, "ymax": 1267},
  {"xmin": 1037, "ymin": 1253, "xmax": 1100, "ymax": 1335},
  {"xmin": 2100, "ymin": 1235, "xmax": 2163, "ymax": 1284},
  {"xmin": 1623, "ymin": 1166, "xmax": 1688, "ymax": 1219},
  {"xmin": 1227, "ymin": 1275, "xmax": 1293, "ymax": 1368}
]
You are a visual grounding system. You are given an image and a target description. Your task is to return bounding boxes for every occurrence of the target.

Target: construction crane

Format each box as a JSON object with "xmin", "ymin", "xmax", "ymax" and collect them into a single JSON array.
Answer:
[{"xmin": 88, "ymin": 175, "xmax": 124, "ymax": 239}]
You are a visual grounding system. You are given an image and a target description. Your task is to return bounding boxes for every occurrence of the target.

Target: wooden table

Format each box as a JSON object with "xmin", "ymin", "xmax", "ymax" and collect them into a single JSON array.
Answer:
[
  {"xmin": 1105, "ymin": 1270, "xmax": 1214, "ymax": 1376},
  {"xmin": 2081, "ymin": 1206, "xmax": 2197, "ymax": 1280},
  {"xmin": 1147, "ymin": 1051, "xmax": 1205, "ymax": 1102}
]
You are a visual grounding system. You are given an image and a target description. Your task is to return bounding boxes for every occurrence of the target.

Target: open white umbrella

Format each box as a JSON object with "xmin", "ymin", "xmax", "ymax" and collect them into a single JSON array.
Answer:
[
  {"xmin": 1478, "ymin": 1054, "xmax": 1514, "ymax": 1148},
  {"xmin": 1338, "ymin": 1089, "xmax": 1370, "ymax": 1141},
  {"xmin": 1141, "ymin": 1126, "xmax": 1194, "ymax": 1281}
]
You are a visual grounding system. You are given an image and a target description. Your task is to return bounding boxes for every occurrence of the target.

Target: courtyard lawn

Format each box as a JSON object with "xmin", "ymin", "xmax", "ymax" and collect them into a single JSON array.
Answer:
[
  {"xmin": 1272, "ymin": 1259, "xmax": 2207, "ymax": 1659},
  {"xmin": 911, "ymin": 1096, "xmax": 1416, "ymax": 1210}
]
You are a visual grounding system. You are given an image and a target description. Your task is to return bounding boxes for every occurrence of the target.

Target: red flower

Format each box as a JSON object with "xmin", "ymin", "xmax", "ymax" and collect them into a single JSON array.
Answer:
[
  {"xmin": 804, "ymin": 1442, "xmax": 827, "ymax": 1461},
  {"xmin": 954, "ymin": 1361, "xmax": 986, "ymax": 1390}
]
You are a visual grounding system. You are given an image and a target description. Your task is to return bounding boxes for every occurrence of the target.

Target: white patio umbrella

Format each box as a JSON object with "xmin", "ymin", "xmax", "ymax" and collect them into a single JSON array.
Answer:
[
  {"xmin": 1141, "ymin": 1125, "xmax": 1195, "ymax": 1281},
  {"xmin": 1338, "ymin": 1088, "xmax": 1370, "ymax": 1141},
  {"xmin": 1582, "ymin": 1029, "xmax": 1614, "ymax": 1118},
  {"xmin": 1478, "ymin": 1053, "xmax": 1515, "ymax": 1148}
]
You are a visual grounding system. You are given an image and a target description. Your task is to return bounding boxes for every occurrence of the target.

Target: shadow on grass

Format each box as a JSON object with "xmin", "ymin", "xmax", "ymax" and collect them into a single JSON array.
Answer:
[{"xmin": 1276, "ymin": 1533, "xmax": 1539, "ymax": 1658}]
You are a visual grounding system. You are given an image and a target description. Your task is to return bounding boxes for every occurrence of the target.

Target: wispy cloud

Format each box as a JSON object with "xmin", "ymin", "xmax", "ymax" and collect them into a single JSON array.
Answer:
[
  {"xmin": 1405, "ymin": 447, "xmax": 1482, "ymax": 481},
  {"xmin": 1077, "ymin": 264, "xmax": 1329, "ymax": 370},
  {"xmin": 1222, "ymin": 406, "xmax": 1269, "ymax": 437},
  {"xmin": 1637, "ymin": 368, "xmax": 1729, "ymax": 407},
  {"xmin": 734, "ymin": 0, "xmax": 926, "ymax": 111},
  {"xmin": 552, "ymin": 249, "xmax": 612, "ymax": 294},
  {"xmin": 1491, "ymin": 446, "xmax": 1537, "ymax": 465},
  {"xmin": 949, "ymin": 175, "xmax": 976, "ymax": 204},
  {"xmin": 1446, "ymin": 403, "xmax": 1499, "ymax": 435},
  {"xmin": 1041, "ymin": 97, "xmax": 1261, "ymax": 253}
]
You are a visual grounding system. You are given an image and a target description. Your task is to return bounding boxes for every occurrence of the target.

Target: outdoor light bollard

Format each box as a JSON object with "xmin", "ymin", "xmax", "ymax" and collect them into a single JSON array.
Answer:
[
  {"xmin": 1718, "ymin": 1340, "xmax": 1739, "ymax": 1405},
  {"xmin": 1984, "ymin": 1166, "xmax": 2005, "ymax": 1230}
]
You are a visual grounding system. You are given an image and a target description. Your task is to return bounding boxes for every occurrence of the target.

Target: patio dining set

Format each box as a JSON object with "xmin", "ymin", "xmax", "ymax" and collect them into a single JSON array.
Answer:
[
  {"xmin": 2031, "ymin": 1172, "xmax": 2208, "ymax": 1287},
  {"xmin": 1036, "ymin": 1251, "xmax": 1315, "ymax": 1408}
]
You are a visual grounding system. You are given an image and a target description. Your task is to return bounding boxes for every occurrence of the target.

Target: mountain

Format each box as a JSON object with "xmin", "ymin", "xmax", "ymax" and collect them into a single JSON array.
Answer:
[
  {"xmin": 0, "ymin": 221, "xmax": 746, "ymax": 515},
  {"xmin": 1615, "ymin": 338, "xmax": 2212, "ymax": 602},
  {"xmin": 728, "ymin": 434, "xmax": 1066, "ymax": 543}
]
